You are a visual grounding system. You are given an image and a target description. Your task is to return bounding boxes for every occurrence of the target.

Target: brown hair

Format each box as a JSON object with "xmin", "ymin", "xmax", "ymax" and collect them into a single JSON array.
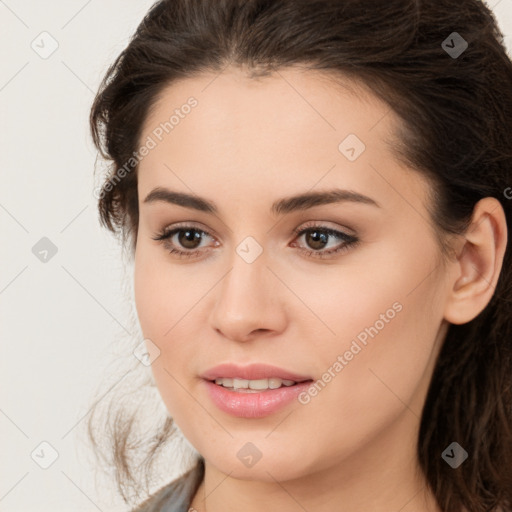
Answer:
[{"xmin": 88, "ymin": 1, "xmax": 512, "ymax": 510}]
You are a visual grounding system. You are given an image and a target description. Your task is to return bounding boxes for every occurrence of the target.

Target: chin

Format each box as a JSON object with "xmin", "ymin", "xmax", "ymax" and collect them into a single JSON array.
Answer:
[{"xmin": 203, "ymin": 445, "xmax": 317, "ymax": 483}]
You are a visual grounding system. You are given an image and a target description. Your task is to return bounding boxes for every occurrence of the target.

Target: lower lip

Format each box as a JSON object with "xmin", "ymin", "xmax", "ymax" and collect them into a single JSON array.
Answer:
[{"xmin": 202, "ymin": 379, "xmax": 313, "ymax": 418}]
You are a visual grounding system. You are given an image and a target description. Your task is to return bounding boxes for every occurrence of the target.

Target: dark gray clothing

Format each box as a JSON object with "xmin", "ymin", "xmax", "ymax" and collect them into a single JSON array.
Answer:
[{"xmin": 132, "ymin": 459, "xmax": 204, "ymax": 512}]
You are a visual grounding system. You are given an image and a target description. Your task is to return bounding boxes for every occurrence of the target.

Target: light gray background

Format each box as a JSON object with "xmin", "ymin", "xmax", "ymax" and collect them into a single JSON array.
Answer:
[{"xmin": 1, "ymin": 1, "xmax": 511, "ymax": 511}]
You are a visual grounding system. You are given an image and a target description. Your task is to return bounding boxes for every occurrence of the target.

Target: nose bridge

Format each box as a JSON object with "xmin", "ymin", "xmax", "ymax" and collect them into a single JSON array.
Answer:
[
  {"xmin": 219, "ymin": 242, "xmax": 269, "ymax": 314},
  {"xmin": 209, "ymin": 239, "xmax": 283, "ymax": 340}
]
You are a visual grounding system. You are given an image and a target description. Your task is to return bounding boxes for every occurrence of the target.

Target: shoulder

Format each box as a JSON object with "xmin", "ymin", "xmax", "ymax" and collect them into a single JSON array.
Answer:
[{"xmin": 131, "ymin": 459, "xmax": 204, "ymax": 512}]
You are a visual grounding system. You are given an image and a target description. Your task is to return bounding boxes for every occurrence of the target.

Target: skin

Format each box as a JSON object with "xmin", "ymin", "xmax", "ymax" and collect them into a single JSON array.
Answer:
[{"xmin": 133, "ymin": 66, "xmax": 507, "ymax": 512}]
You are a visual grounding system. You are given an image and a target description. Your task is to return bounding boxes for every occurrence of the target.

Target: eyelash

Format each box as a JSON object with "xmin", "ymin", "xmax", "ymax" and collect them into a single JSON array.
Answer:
[{"xmin": 151, "ymin": 222, "xmax": 359, "ymax": 260}]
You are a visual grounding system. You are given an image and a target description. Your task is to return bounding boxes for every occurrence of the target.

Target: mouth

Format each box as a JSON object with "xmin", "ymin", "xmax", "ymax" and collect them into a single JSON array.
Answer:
[
  {"xmin": 200, "ymin": 363, "xmax": 314, "ymax": 417},
  {"xmin": 203, "ymin": 377, "xmax": 315, "ymax": 418}
]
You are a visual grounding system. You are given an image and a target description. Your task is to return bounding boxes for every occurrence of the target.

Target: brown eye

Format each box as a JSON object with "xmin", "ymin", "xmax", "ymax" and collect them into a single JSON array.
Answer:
[
  {"xmin": 152, "ymin": 225, "xmax": 216, "ymax": 259},
  {"xmin": 176, "ymin": 229, "xmax": 204, "ymax": 249},
  {"xmin": 304, "ymin": 230, "xmax": 330, "ymax": 250},
  {"xmin": 292, "ymin": 225, "xmax": 359, "ymax": 259}
]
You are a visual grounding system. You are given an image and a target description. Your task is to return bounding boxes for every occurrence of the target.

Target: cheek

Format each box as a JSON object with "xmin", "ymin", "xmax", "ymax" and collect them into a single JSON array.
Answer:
[
  {"xmin": 134, "ymin": 243, "xmax": 196, "ymax": 337},
  {"xmin": 294, "ymin": 241, "xmax": 443, "ymax": 414},
  {"xmin": 133, "ymin": 244, "xmax": 217, "ymax": 415},
  {"xmin": 299, "ymin": 242, "xmax": 445, "ymax": 439}
]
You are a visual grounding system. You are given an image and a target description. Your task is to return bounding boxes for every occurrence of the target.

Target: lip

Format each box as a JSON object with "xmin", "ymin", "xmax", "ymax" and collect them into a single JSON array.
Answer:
[
  {"xmin": 200, "ymin": 363, "xmax": 314, "ymax": 419},
  {"xmin": 202, "ymin": 379, "xmax": 314, "ymax": 418},
  {"xmin": 201, "ymin": 363, "xmax": 312, "ymax": 382}
]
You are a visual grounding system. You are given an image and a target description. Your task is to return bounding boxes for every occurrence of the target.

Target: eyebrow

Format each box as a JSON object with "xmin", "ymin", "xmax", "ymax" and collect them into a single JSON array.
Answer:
[{"xmin": 143, "ymin": 187, "xmax": 380, "ymax": 215}]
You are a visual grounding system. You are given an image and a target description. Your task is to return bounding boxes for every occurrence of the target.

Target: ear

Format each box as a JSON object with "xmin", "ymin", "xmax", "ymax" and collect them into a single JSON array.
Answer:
[{"xmin": 443, "ymin": 197, "xmax": 508, "ymax": 325}]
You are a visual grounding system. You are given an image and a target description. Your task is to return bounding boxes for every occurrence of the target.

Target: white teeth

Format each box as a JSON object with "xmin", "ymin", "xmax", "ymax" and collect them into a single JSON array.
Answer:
[
  {"xmin": 214, "ymin": 377, "xmax": 297, "ymax": 390},
  {"xmin": 248, "ymin": 379, "xmax": 268, "ymax": 390},
  {"xmin": 268, "ymin": 377, "xmax": 282, "ymax": 389},
  {"xmin": 233, "ymin": 378, "xmax": 249, "ymax": 388}
]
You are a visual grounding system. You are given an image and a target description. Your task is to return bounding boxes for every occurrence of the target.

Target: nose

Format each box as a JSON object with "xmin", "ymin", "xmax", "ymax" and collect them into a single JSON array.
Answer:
[{"xmin": 209, "ymin": 248, "xmax": 287, "ymax": 343}]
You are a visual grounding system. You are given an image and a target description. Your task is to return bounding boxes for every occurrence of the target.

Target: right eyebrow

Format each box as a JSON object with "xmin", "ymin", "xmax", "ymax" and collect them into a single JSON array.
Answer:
[{"xmin": 143, "ymin": 187, "xmax": 217, "ymax": 213}]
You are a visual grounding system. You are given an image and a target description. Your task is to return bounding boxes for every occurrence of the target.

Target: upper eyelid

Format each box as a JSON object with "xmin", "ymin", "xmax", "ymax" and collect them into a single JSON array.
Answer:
[
  {"xmin": 155, "ymin": 220, "xmax": 211, "ymax": 235},
  {"xmin": 159, "ymin": 220, "xmax": 352, "ymax": 235},
  {"xmin": 293, "ymin": 221, "xmax": 356, "ymax": 237}
]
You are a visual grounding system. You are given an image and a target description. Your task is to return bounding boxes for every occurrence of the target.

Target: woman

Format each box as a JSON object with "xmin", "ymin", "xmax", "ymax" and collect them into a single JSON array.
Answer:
[{"xmin": 88, "ymin": 0, "xmax": 512, "ymax": 511}]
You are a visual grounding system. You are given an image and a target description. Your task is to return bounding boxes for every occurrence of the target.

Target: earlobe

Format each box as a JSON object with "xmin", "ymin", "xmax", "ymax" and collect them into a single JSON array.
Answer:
[{"xmin": 444, "ymin": 197, "xmax": 508, "ymax": 325}]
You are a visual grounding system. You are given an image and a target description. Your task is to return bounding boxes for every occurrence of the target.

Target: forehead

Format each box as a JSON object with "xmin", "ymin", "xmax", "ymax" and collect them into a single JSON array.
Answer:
[
  {"xmin": 142, "ymin": 65, "xmax": 397, "ymax": 149},
  {"xmin": 136, "ymin": 66, "xmax": 428, "ymax": 216}
]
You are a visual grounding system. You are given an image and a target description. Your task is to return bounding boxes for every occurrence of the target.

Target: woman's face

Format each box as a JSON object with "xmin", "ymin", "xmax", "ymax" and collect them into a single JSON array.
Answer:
[{"xmin": 134, "ymin": 66, "xmax": 452, "ymax": 482}]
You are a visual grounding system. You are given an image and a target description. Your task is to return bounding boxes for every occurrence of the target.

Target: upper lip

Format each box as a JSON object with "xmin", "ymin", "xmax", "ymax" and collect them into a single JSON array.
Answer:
[{"xmin": 201, "ymin": 363, "xmax": 313, "ymax": 382}]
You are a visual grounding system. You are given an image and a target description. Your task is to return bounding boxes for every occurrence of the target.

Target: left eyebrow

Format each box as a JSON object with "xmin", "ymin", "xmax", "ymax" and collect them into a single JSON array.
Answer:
[
  {"xmin": 271, "ymin": 188, "xmax": 381, "ymax": 215},
  {"xmin": 142, "ymin": 187, "xmax": 381, "ymax": 215}
]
